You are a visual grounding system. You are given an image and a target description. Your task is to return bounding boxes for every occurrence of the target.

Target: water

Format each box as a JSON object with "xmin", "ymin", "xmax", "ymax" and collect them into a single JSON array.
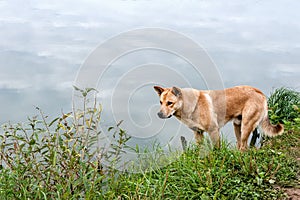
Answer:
[{"xmin": 0, "ymin": 1, "xmax": 299, "ymax": 153}]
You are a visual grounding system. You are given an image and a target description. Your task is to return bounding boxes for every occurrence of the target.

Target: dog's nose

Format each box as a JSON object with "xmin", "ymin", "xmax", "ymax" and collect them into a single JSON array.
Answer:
[{"xmin": 157, "ymin": 112, "xmax": 164, "ymax": 119}]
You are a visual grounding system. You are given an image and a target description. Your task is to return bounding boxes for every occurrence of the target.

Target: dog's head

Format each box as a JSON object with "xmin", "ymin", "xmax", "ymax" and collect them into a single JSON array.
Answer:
[{"xmin": 153, "ymin": 86, "xmax": 183, "ymax": 119}]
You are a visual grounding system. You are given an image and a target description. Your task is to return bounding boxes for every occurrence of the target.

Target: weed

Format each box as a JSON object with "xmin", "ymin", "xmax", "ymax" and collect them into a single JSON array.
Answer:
[{"xmin": 0, "ymin": 87, "xmax": 130, "ymax": 199}]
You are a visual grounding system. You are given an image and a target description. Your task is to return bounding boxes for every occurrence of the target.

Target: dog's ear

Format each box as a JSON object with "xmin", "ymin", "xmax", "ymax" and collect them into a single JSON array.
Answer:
[
  {"xmin": 154, "ymin": 86, "xmax": 165, "ymax": 96},
  {"xmin": 172, "ymin": 87, "xmax": 182, "ymax": 97}
]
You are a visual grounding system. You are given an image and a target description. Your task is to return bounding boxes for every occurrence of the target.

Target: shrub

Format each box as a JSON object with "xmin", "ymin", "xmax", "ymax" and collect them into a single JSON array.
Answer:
[
  {"xmin": 0, "ymin": 88, "xmax": 130, "ymax": 199},
  {"xmin": 268, "ymin": 87, "xmax": 300, "ymax": 130}
]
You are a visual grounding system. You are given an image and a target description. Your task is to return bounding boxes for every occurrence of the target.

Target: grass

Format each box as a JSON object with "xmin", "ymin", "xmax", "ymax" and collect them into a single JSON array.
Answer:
[
  {"xmin": 0, "ymin": 87, "xmax": 299, "ymax": 199},
  {"xmin": 112, "ymin": 135, "xmax": 299, "ymax": 200}
]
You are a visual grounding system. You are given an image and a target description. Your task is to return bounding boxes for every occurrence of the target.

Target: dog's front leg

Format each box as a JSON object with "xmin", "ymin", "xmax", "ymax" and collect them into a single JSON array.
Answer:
[
  {"xmin": 192, "ymin": 127, "xmax": 204, "ymax": 145},
  {"xmin": 182, "ymin": 119, "xmax": 205, "ymax": 145},
  {"xmin": 208, "ymin": 129, "xmax": 220, "ymax": 148}
]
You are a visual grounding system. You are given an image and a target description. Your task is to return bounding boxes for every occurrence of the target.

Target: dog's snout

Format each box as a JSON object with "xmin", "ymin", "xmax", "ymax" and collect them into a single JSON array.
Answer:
[
  {"xmin": 157, "ymin": 112, "xmax": 164, "ymax": 119},
  {"xmin": 157, "ymin": 111, "xmax": 172, "ymax": 119}
]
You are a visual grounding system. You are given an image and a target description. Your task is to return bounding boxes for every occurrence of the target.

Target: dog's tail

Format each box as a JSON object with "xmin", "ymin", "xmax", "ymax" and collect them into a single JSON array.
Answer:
[{"xmin": 261, "ymin": 105, "xmax": 284, "ymax": 137}]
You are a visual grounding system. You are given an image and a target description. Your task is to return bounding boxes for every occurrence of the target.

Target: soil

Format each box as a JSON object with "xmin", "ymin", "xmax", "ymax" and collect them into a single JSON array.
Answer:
[{"xmin": 284, "ymin": 187, "xmax": 300, "ymax": 200}]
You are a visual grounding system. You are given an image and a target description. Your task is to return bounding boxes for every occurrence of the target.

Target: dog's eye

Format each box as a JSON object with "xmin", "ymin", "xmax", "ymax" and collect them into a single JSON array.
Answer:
[
  {"xmin": 160, "ymin": 101, "xmax": 162, "ymax": 105},
  {"xmin": 167, "ymin": 101, "xmax": 173, "ymax": 106}
]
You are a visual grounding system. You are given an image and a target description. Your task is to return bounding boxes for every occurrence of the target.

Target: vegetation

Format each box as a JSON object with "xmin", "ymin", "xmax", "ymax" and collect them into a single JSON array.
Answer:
[
  {"xmin": 0, "ymin": 87, "xmax": 299, "ymax": 199},
  {"xmin": 265, "ymin": 87, "xmax": 300, "ymax": 159},
  {"xmin": 268, "ymin": 87, "xmax": 300, "ymax": 131},
  {"xmin": 0, "ymin": 88, "xmax": 130, "ymax": 199}
]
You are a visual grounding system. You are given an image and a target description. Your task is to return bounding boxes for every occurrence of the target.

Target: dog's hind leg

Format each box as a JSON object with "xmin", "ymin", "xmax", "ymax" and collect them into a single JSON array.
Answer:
[{"xmin": 240, "ymin": 106, "xmax": 261, "ymax": 151}]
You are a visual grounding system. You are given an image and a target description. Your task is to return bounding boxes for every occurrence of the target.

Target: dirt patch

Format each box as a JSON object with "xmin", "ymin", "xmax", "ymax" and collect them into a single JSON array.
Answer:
[{"xmin": 284, "ymin": 187, "xmax": 300, "ymax": 200}]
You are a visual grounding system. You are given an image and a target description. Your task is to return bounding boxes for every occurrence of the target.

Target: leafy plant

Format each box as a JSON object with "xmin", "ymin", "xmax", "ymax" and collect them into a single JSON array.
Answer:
[
  {"xmin": 268, "ymin": 87, "xmax": 300, "ymax": 128},
  {"xmin": 0, "ymin": 87, "xmax": 130, "ymax": 199}
]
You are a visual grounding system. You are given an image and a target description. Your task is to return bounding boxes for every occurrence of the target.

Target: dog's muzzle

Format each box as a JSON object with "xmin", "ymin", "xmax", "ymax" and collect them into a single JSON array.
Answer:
[{"xmin": 157, "ymin": 111, "xmax": 172, "ymax": 119}]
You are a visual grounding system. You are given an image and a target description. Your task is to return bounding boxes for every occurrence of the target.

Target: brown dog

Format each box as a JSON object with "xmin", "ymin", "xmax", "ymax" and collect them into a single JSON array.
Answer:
[{"xmin": 154, "ymin": 85, "xmax": 284, "ymax": 151}]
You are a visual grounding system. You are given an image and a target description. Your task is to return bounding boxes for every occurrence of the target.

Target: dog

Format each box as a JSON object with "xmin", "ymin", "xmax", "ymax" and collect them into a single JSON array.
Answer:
[{"xmin": 154, "ymin": 85, "xmax": 284, "ymax": 151}]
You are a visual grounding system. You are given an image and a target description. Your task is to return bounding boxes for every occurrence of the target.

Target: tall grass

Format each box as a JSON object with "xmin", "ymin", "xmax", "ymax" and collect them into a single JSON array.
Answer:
[{"xmin": 0, "ymin": 88, "xmax": 130, "ymax": 199}]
